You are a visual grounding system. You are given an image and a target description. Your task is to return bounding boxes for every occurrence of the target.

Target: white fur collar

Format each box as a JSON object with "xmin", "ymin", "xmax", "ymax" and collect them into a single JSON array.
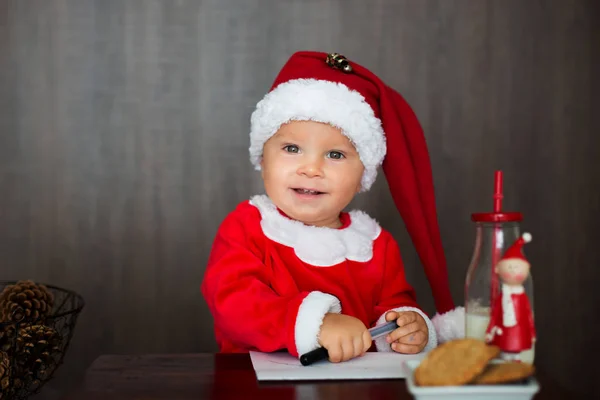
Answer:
[{"xmin": 249, "ymin": 195, "xmax": 382, "ymax": 267}]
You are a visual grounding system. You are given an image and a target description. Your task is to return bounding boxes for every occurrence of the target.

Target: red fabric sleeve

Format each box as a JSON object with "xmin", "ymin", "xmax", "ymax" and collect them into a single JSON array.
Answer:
[
  {"xmin": 372, "ymin": 234, "xmax": 420, "ymax": 325},
  {"xmin": 201, "ymin": 207, "xmax": 341, "ymax": 358},
  {"xmin": 371, "ymin": 234, "xmax": 440, "ymax": 352}
]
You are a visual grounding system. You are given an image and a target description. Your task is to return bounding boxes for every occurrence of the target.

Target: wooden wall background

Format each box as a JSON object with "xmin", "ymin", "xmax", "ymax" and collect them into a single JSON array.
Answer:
[{"xmin": 0, "ymin": 0, "xmax": 598, "ymax": 398}]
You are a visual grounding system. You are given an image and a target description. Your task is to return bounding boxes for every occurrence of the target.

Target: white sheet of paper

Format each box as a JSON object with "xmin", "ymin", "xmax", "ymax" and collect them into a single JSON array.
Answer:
[{"xmin": 249, "ymin": 351, "xmax": 427, "ymax": 381}]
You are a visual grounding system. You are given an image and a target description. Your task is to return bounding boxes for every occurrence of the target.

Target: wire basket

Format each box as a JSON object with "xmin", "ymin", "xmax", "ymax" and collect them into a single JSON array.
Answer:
[{"xmin": 0, "ymin": 280, "xmax": 84, "ymax": 400}]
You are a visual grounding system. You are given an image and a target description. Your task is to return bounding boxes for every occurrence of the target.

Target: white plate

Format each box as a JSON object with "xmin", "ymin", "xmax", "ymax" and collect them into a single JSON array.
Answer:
[{"xmin": 403, "ymin": 359, "xmax": 540, "ymax": 400}]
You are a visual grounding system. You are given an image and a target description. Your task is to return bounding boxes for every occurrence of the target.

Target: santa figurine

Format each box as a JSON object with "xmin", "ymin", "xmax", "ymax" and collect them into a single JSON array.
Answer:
[{"xmin": 485, "ymin": 232, "xmax": 537, "ymax": 361}]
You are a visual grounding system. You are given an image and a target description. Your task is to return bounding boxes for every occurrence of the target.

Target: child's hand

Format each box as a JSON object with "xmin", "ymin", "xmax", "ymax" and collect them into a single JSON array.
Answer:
[
  {"xmin": 384, "ymin": 310, "xmax": 429, "ymax": 353},
  {"xmin": 318, "ymin": 313, "xmax": 372, "ymax": 363}
]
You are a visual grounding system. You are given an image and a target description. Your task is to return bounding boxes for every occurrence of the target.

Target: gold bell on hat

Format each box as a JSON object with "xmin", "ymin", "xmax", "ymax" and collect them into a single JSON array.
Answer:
[{"xmin": 325, "ymin": 53, "xmax": 353, "ymax": 73}]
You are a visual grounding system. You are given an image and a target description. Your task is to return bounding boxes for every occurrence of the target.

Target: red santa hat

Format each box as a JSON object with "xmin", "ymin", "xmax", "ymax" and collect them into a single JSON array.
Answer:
[
  {"xmin": 501, "ymin": 233, "xmax": 532, "ymax": 262},
  {"xmin": 248, "ymin": 51, "xmax": 456, "ymax": 316}
]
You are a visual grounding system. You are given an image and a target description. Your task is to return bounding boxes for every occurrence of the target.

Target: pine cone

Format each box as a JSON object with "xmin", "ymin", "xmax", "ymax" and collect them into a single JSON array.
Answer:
[
  {"xmin": 1, "ymin": 351, "xmax": 10, "ymax": 396},
  {"xmin": 0, "ymin": 324, "xmax": 16, "ymax": 353},
  {"xmin": 13, "ymin": 325, "xmax": 62, "ymax": 386},
  {"xmin": 0, "ymin": 280, "xmax": 54, "ymax": 324}
]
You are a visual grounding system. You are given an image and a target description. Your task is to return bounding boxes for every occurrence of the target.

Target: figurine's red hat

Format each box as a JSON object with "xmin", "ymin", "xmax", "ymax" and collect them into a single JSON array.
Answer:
[
  {"xmin": 248, "ymin": 51, "xmax": 455, "ymax": 314},
  {"xmin": 501, "ymin": 233, "xmax": 532, "ymax": 263}
]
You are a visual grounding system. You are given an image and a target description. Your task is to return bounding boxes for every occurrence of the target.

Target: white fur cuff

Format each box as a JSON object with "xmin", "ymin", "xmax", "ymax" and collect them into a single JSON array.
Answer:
[
  {"xmin": 373, "ymin": 307, "xmax": 437, "ymax": 353},
  {"xmin": 431, "ymin": 306, "xmax": 465, "ymax": 344},
  {"xmin": 294, "ymin": 291, "xmax": 342, "ymax": 356}
]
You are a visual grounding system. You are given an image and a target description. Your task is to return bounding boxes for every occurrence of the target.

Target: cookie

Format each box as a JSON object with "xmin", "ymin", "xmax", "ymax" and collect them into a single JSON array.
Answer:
[
  {"xmin": 414, "ymin": 338, "xmax": 500, "ymax": 386},
  {"xmin": 471, "ymin": 362, "xmax": 535, "ymax": 384}
]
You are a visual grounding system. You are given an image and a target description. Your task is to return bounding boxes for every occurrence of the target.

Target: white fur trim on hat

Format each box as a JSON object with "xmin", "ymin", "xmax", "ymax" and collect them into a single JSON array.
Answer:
[{"xmin": 249, "ymin": 78, "xmax": 387, "ymax": 191}]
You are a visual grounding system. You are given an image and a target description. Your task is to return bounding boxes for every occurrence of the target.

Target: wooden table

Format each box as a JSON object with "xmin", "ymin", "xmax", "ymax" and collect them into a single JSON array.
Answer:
[{"xmin": 61, "ymin": 353, "xmax": 573, "ymax": 400}]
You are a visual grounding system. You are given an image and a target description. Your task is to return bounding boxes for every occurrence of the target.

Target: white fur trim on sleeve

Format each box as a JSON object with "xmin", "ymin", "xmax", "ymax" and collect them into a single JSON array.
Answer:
[
  {"xmin": 373, "ymin": 307, "xmax": 437, "ymax": 353},
  {"xmin": 249, "ymin": 78, "xmax": 386, "ymax": 191},
  {"xmin": 294, "ymin": 291, "xmax": 342, "ymax": 356},
  {"xmin": 431, "ymin": 306, "xmax": 465, "ymax": 344}
]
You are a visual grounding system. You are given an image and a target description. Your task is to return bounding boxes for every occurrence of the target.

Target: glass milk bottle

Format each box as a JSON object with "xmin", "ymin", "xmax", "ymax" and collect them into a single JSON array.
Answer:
[{"xmin": 464, "ymin": 172, "xmax": 535, "ymax": 363}]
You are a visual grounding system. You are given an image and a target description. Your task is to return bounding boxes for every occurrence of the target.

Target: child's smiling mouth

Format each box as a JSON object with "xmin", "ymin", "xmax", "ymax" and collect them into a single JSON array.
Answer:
[{"xmin": 292, "ymin": 187, "xmax": 325, "ymax": 196}]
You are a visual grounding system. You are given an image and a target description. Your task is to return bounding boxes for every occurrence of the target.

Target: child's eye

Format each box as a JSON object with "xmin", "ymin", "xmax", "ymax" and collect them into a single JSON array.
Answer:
[
  {"xmin": 283, "ymin": 145, "xmax": 299, "ymax": 153},
  {"xmin": 327, "ymin": 151, "xmax": 345, "ymax": 160}
]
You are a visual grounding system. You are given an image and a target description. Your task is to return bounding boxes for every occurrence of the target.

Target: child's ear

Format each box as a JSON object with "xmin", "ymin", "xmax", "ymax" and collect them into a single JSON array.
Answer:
[
  {"xmin": 260, "ymin": 157, "xmax": 265, "ymax": 177},
  {"xmin": 356, "ymin": 180, "xmax": 362, "ymax": 193}
]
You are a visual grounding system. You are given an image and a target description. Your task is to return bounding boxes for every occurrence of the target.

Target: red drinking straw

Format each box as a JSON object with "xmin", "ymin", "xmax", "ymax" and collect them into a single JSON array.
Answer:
[{"xmin": 491, "ymin": 171, "xmax": 503, "ymax": 305}]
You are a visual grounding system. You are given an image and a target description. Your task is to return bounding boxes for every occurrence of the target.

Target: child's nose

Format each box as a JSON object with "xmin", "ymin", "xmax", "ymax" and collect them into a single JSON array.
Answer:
[{"xmin": 297, "ymin": 157, "xmax": 324, "ymax": 178}]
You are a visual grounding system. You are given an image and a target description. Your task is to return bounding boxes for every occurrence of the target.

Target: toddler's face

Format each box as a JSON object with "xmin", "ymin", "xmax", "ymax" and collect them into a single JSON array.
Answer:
[
  {"xmin": 495, "ymin": 258, "xmax": 530, "ymax": 285},
  {"xmin": 260, "ymin": 121, "xmax": 364, "ymax": 228}
]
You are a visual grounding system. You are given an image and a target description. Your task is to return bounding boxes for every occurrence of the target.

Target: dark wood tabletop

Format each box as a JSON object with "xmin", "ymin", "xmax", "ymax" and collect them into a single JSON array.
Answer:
[{"xmin": 60, "ymin": 353, "xmax": 574, "ymax": 400}]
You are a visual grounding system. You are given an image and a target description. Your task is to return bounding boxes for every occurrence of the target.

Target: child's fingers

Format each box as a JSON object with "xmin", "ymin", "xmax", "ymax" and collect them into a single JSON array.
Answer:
[
  {"xmin": 397, "ymin": 330, "xmax": 427, "ymax": 346},
  {"xmin": 362, "ymin": 329, "xmax": 372, "ymax": 353},
  {"xmin": 386, "ymin": 321, "xmax": 419, "ymax": 343},
  {"xmin": 391, "ymin": 342, "xmax": 421, "ymax": 354},
  {"xmin": 341, "ymin": 337, "xmax": 358, "ymax": 362},
  {"xmin": 353, "ymin": 335, "xmax": 365, "ymax": 358},
  {"xmin": 385, "ymin": 311, "xmax": 399, "ymax": 322},
  {"xmin": 396, "ymin": 311, "xmax": 417, "ymax": 327},
  {"xmin": 327, "ymin": 343, "xmax": 343, "ymax": 363}
]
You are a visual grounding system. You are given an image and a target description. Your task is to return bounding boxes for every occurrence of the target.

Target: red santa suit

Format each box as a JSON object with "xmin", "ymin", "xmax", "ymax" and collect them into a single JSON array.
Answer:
[
  {"xmin": 201, "ymin": 51, "xmax": 466, "ymax": 359},
  {"xmin": 201, "ymin": 195, "xmax": 438, "ymax": 358},
  {"xmin": 486, "ymin": 284, "xmax": 536, "ymax": 353}
]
